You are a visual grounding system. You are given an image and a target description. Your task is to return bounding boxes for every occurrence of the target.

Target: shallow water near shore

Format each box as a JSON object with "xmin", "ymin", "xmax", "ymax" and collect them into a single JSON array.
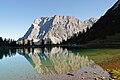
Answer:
[{"xmin": 0, "ymin": 47, "xmax": 120, "ymax": 80}]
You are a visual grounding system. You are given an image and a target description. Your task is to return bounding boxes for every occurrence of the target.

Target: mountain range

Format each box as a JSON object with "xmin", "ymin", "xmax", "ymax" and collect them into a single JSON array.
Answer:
[
  {"xmin": 17, "ymin": 0, "xmax": 120, "ymax": 47},
  {"xmin": 17, "ymin": 16, "xmax": 97, "ymax": 45},
  {"xmin": 82, "ymin": 0, "xmax": 120, "ymax": 42},
  {"xmin": 61, "ymin": 0, "xmax": 120, "ymax": 47}
]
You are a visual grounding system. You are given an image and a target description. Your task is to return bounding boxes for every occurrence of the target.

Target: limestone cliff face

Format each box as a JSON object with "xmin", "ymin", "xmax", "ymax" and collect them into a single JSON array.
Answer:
[{"xmin": 17, "ymin": 15, "xmax": 97, "ymax": 44}]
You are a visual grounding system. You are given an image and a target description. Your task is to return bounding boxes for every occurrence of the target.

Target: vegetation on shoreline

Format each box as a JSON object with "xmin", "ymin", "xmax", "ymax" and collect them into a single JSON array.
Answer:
[{"xmin": 0, "ymin": 37, "xmax": 17, "ymax": 48}]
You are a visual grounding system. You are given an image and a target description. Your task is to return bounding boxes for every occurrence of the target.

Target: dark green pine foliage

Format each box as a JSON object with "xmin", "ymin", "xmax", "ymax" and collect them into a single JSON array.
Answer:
[
  {"xmin": 0, "ymin": 37, "xmax": 4, "ymax": 46},
  {"xmin": 0, "ymin": 37, "xmax": 18, "ymax": 47},
  {"xmin": 61, "ymin": 0, "xmax": 120, "ymax": 44},
  {"xmin": 80, "ymin": 0, "xmax": 120, "ymax": 43}
]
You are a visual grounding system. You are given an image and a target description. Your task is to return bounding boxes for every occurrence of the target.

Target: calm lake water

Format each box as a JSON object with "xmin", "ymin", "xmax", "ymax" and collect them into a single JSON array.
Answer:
[{"xmin": 0, "ymin": 47, "xmax": 120, "ymax": 80}]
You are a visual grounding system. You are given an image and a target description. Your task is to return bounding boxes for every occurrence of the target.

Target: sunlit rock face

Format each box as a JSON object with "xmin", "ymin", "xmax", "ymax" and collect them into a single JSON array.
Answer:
[
  {"xmin": 17, "ymin": 15, "xmax": 97, "ymax": 44},
  {"xmin": 18, "ymin": 47, "xmax": 110, "ymax": 80}
]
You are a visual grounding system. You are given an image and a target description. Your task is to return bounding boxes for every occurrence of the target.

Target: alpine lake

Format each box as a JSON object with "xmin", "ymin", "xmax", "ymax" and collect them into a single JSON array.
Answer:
[{"xmin": 0, "ymin": 47, "xmax": 120, "ymax": 80}]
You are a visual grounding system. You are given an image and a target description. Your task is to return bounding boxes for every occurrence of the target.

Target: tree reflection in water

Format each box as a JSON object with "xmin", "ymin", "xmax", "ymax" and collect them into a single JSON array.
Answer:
[
  {"xmin": 18, "ymin": 47, "xmax": 111, "ymax": 79},
  {"xmin": 18, "ymin": 47, "xmax": 104, "ymax": 74},
  {"xmin": 0, "ymin": 48, "xmax": 16, "ymax": 59},
  {"xmin": 0, "ymin": 47, "xmax": 111, "ymax": 79}
]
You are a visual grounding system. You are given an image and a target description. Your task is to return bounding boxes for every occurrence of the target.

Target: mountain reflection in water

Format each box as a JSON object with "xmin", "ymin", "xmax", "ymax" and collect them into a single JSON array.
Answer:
[
  {"xmin": 18, "ymin": 47, "xmax": 110, "ymax": 80},
  {"xmin": 18, "ymin": 47, "xmax": 94, "ymax": 74}
]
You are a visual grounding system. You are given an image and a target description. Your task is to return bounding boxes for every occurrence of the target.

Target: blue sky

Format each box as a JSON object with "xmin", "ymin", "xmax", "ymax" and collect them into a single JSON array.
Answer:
[{"xmin": 0, "ymin": 0, "xmax": 117, "ymax": 40}]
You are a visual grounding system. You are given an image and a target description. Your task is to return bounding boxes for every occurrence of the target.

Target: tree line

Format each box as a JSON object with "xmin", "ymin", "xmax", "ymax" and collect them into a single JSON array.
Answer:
[
  {"xmin": 17, "ymin": 39, "xmax": 34, "ymax": 46},
  {"xmin": 61, "ymin": 27, "xmax": 90, "ymax": 44},
  {"xmin": 0, "ymin": 36, "xmax": 47, "ymax": 47},
  {"xmin": 0, "ymin": 37, "xmax": 17, "ymax": 47},
  {"xmin": 16, "ymin": 39, "xmax": 45, "ymax": 46}
]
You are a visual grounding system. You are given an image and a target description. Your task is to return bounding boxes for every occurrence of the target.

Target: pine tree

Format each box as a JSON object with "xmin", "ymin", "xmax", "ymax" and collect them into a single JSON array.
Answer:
[
  {"xmin": 27, "ymin": 40, "xmax": 30, "ymax": 46},
  {"xmin": 41, "ymin": 39, "xmax": 44, "ymax": 46},
  {"xmin": 0, "ymin": 37, "xmax": 3, "ymax": 46}
]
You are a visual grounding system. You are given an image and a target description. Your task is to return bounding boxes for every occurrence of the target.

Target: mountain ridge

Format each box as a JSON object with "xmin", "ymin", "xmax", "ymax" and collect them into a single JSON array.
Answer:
[
  {"xmin": 62, "ymin": 0, "xmax": 120, "ymax": 47},
  {"xmin": 17, "ymin": 15, "xmax": 97, "ymax": 45},
  {"xmin": 82, "ymin": 0, "xmax": 120, "ymax": 42}
]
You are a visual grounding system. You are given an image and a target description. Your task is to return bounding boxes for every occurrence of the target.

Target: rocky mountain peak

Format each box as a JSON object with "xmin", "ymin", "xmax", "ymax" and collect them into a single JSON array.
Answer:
[{"xmin": 17, "ymin": 15, "xmax": 97, "ymax": 45}]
